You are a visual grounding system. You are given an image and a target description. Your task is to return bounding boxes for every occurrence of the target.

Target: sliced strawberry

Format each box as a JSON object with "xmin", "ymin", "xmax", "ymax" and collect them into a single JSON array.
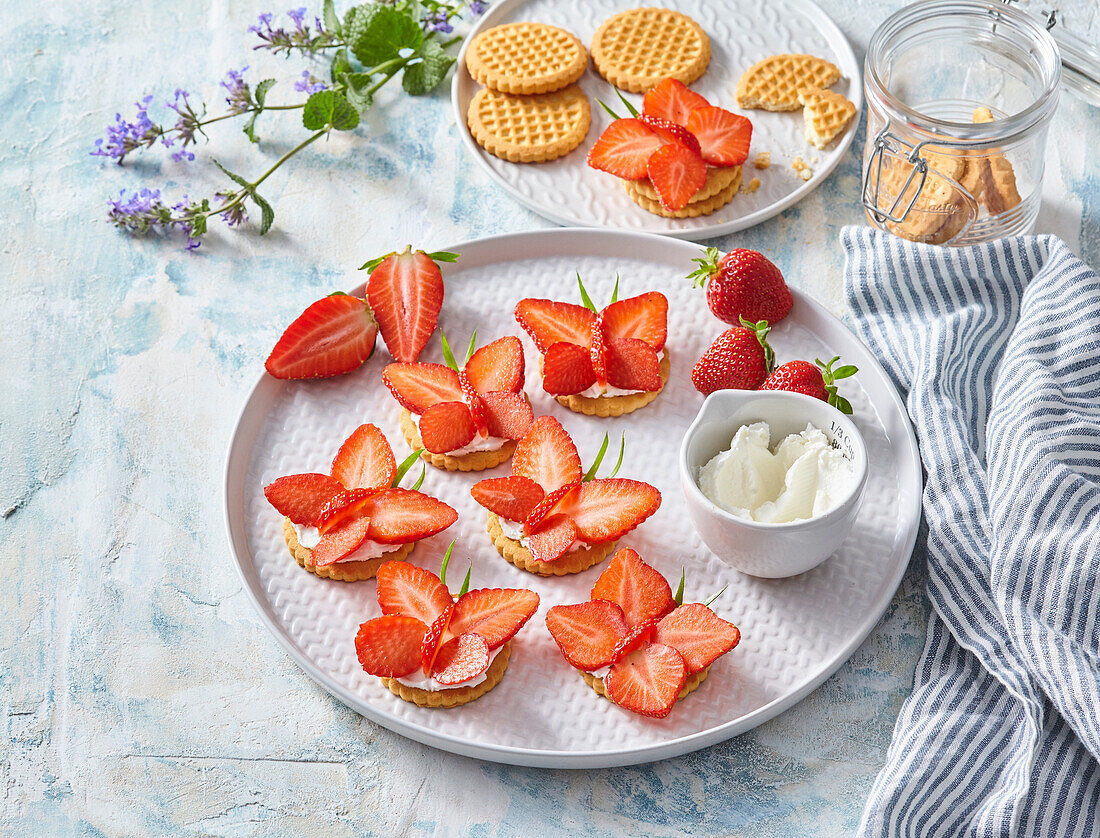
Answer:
[
  {"xmin": 362, "ymin": 487, "xmax": 458, "ymax": 544},
  {"xmin": 511, "ymin": 416, "xmax": 582, "ymax": 493},
  {"xmin": 646, "ymin": 142, "xmax": 707, "ymax": 211},
  {"xmin": 586, "ymin": 118, "xmax": 663, "ymax": 180},
  {"xmin": 459, "ymin": 371, "xmax": 489, "ymax": 435},
  {"xmin": 265, "ymin": 294, "xmax": 378, "ymax": 380},
  {"xmin": 591, "ymin": 547, "xmax": 676, "ymax": 626},
  {"xmin": 355, "ymin": 615, "xmax": 427, "ymax": 678},
  {"xmin": 544, "ymin": 600, "xmax": 629, "ymax": 671},
  {"xmin": 609, "ymin": 618, "xmax": 659, "ymax": 665},
  {"xmin": 514, "ymin": 299, "xmax": 595, "ymax": 353},
  {"xmin": 590, "ymin": 316, "xmax": 609, "ymax": 385},
  {"xmin": 642, "ymin": 78, "xmax": 711, "ymax": 127},
  {"xmin": 431, "ymin": 633, "xmax": 491, "ymax": 685},
  {"xmin": 606, "ymin": 338, "xmax": 662, "ymax": 392},
  {"xmin": 375, "ymin": 560, "xmax": 452, "ymax": 625},
  {"xmin": 465, "ymin": 336, "xmax": 525, "ymax": 394},
  {"xmin": 366, "ymin": 249, "xmax": 444, "ymax": 363},
  {"xmin": 311, "ymin": 514, "xmax": 372, "ymax": 566},
  {"xmin": 638, "ymin": 113, "xmax": 702, "ymax": 155},
  {"xmin": 420, "ymin": 602, "xmax": 454, "ymax": 675},
  {"xmin": 449, "ymin": 588, "xmax": 540, "ymax": 649},
  {"xmin": 541, "ymin": 342, "xmax": 597, "ymax": 396},
  {"xmin": 471, "ymin": 475, "xmax": 546, "ymax": 523},
  {"xmin": 331, "ymin": 424, "xmax": 396, "ymax": 490},
  {"xmin": 605, "ymin": 643, "xmax": 686, "ymax": 718},
  {"xmin": 480, "ymin": 391, "xmax": 534, "ymax": 440},
  {"xmin": 524, "ymin": 484, "xmax": 578, "ymax": 533},
  {"xmin": 383, "ymin": 362, "xmax": 463, "ymax": 414},
  {"xmin": 527, "ymin": 515, "xmax": 579, "ymax": 563},
  {"xmin": 263, "ymin": 473, "xmax": 345, "ymax": 526},
  {"xmin": 654, "ymin": 603, "xmax": 741, "ymax": 674},
  {"xmin": 686, "ymin": 106, "xmax": 752, "ymax": 167},
  {"xmin": 555, "ymin": 479, "xmax": 662, "ymax": 543},
  {"xmin": 316, "ymin": 487, "xmax": 375, "ymax": 533},
  {"xmin": 418, "ymin": 401, "xmax": 476, "ymax": 454},
  {"xmin": 601, "ymin": 292, "xmax": 668, "ymax": 351}
]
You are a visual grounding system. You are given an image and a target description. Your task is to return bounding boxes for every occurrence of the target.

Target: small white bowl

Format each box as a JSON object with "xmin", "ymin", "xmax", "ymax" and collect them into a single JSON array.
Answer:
[{"xmin": 679, "ymin": 390, "xmax": 869, "ymax": 578}]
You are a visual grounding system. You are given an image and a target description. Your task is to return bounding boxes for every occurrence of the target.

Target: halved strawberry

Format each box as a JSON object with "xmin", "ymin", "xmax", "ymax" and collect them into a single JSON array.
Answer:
[
  {"xmin": 431, "ymin": 633, "xmax": 491, "ymax": 685},
  {"xmin": 524, "ymin": 484, "xmax": 578, "ymax": 533},
  {"xmin": 511, "ymin": 416, "xmax": 582, "ymax": 493},
  {"xmin": 654, "ymin": 603, "xmax": 741, "ymax": 674},
  {"xmin": 590, "ymin": 317, "xmax": 609, "ymax": 385},
  {"xmin": 606, "ymin": 338, "xmax": 662, "ymax": 392},
  {"xmin": 265, "ymin": 294, "xmax": 377, "ymax": 380},
  {"xmin": 383, "ymin": 362, "xmax": 463, "ymax": 414},
  {"xmin": 465, "ymin": 336, "xmax": 525, "ymax": 394},
  {"xmin": 375, "ymin": 560, "xmax": 453, "ymax": 625},
  {"xmin": 601, "ymin": 292, "xmax": 668, "ymax": 351},
  {"xmin": 366, "ymin": 249, "xmax": 444, "ymax": 363},
  {"xmin": 686, "ymin": 106, "xmax": 752, "ymax": 167},
  {"xmin": 527, "ymin": 515, "xmax": 579, "ymax": 563},
  {"xmin": 331, "ymin": 424, "xmax": 396, "ymax": 490},
  {"xmin": 605, "ymin": 642, "xmax": 686, "ymax": 718},
  {"xmin": 646, "ymin": 142, "xmax": 707, "ymax": 211},
  {"xmin": 362, "ymin": 487, "xmax": 458, "ymax": 544},
  {"xmin": 638, "ymin": 113, "xmax": 702, "ymax": 155},
  {"xmin": 471, "ymin": 476, "xmax": 546, "ymax": 523},
  {"xmin": 514, "ymin": 299, "xmax": 595, "ymax": 353},
  {"xmin": 609, "ymin": 618, "xmax": 659, "ymax": 665},
  {"xmin": 316, "ymin": 487, "xmax": 375, "ymax": 533},
  {"xmin": 459, "ymin": 371, "xmax": 489, "ymax": 435},
  {"xmin": 591, "ymin": 547, "xmax": 676, "ymax": 626},
  {"xmin": 418, "ymin": 401, "xmax": 476, "ymax": 454},
  {"xmin": 555, "ymin": 479, "xmax": 662, "ymax": 543},
  {"xmin": 642, "ymin": 78, "xmax": 711, "ymax": 127},
  {"xmin": 420, "ymin": 602, "xmax": 455, "ymax": 675},
  {"xmin": 263, "ymin": 473, "xmax": 345, "ymax": 526},
  {"xmin": 541, "ymin": 342, "xmax": 597, "ymax": 395},
  {"xmin": 355, "ymin": 614, "xmax": 427, "ymax": 678},
  {"xmin": 311, "ymin": 514, "xmax": 372, "ymax": 566},
  {"xmin": 449, "ymin": 588, "xmax": 540, "ymax": 649},
  {"xmin": 586, "ymin": 118, "xmax": 663, "ymax": 180},
  {"xmin": 544, "ymin": 599, "xmax": 629, "ymax": 671},
  {"xmin": 480, "ymin": 391, "xmax": 534, "ymax": 440}
]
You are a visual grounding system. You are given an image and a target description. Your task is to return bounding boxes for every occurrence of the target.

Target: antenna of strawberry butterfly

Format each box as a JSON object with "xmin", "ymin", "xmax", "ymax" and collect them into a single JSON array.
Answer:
[
  {"xmin": 392, "ymin": 448, "xmax": 427, "ymax": 491},
  {"xmin": 596, "ymin": 88, "xmax": 641, "ymax": 121},
  {"xmin": 576, "ymin": 272, "xmax": 621, "ymax": 312},
  {"xmin": 438, "ymin": 539, "xmax": 473, "ymax": 597},
  {"xmin": 440, "ymin": 329, "xmax": 482, "ymax": 373},
  {"xmin": 672, "ymin": 566, "xmax": 727, "ymax": 608},
  {"xmin": 581, "ymin": 433, "xmax": 626, "ymax": 482}
]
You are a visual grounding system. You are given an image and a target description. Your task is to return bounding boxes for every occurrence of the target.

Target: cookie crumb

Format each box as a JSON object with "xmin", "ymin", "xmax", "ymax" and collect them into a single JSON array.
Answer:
[
  {"xmin": 753, "ymin": 152, "xmax": 771, "ymax": 170},
  {"xmin": 742, "ymin": 177, "xmax": 761, "ymax": 193},
  {"xmin": 792, "ymin": 156, "xmax": 814, "ymax": 180}
]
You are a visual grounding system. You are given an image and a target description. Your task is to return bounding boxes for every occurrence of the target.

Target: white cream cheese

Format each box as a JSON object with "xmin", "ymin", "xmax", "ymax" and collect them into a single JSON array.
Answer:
[
  {"xmin": 294, "ymin": 524, "xmax": 405, "ymax": 563},
  {"xmin": 577, "ymin": 382, "xmax": 644, "ymax": 399},
  {"xmin": 413, "ymin": 414, "xmax": 507, "ymax": 456},
  {"xmin": 497, "ymin": 516, "xmax": 590, "ymax": 554},
  {"xmin": 395, "ymin": 645, "xmax": 503, "ymax": 692},
  {"xmin": 698, "ymin": 422, "xmax": 856, "ymax": 523}
]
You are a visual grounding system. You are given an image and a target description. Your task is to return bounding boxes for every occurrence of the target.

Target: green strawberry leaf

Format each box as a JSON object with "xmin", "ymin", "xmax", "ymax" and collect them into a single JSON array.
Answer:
[
  {"xmin": 402, "ymin": 40, "xmax": 456, "ymax": 96},
  {"xmin": 426, "ymin": 250, "xmax": 460, "ymax": 263},
  {"xmin": 687, "ymin": 247, "xmax": 721, "ymax": 286},
  {"xmin": 607, "ymin": 433, "xmax": 625, "ymax": 478},
  {"xmin": 832, "ymin": 365, "xmax": 858, "ymax": 379},
  {"xmin": 703, "ymin": 585, "xmax": 728, "ymax": 607},
  {"xmin": 439, "ymin": 539, "xmax": 455, "ymax": 588},
  {"xmin": 349, "ymin": 4, "xmax": 422, "ymax": 67},
  {"xmin": 596, "ymin": 99, "xmax": 623, "ymax": 120},
  {"xmin": 410, "ymin": 464, "xmax": 426, "ymax": 492},
  {"xmin": 832, "ymin": 394, "xmax": 854, "ymax": 415}
]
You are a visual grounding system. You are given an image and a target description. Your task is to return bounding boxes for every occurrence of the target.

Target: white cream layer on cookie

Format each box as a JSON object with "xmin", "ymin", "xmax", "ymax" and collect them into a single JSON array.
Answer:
[
  {"xmin": 497, "ymin": 517, "xmax": 591, "ymax": 554},
  {"xmin": 394, "ymin": 645, "xmax": 503, "ymax": 692},
  {"xmin": 294, "ymin": 524, "xmax": 405, "ymax": 563}
]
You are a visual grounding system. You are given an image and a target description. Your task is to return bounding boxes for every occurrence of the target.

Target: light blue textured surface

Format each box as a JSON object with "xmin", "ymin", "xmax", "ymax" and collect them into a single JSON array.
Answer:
[{"xmin": 2, "ymin": 0, "xmax": 1097, "ymax": 835}]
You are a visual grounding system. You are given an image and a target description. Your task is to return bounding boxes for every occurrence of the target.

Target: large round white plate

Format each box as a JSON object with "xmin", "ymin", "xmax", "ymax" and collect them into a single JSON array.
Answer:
[
  {"xmin": 450, "ymin": 0, "xmax": 862, "ymax": 240},
  {"xmin": 223, "ymin": 229, "xmax": 920, "ymax": 768}
]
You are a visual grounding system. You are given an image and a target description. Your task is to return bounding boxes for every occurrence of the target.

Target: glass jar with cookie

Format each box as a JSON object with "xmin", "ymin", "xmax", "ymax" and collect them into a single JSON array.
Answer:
[{"xmin": 861, "ymin": 0, "xmax": 1061, "ymax": 244}]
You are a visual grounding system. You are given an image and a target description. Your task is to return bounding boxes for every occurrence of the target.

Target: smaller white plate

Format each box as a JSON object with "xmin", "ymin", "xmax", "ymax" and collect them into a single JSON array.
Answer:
[{"xmin": 451, "ymin": 0, "xmax": 862, "ymax": 240}]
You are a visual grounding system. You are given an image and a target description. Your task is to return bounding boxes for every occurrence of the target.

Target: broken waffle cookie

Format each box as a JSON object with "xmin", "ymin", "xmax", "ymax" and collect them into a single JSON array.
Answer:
[
  {"xmin": 798, "ymin": 86, "xmax": 856, "ymax": 149},
  {"xmin": 591, "ymin": 8, "xmax": 710, "ymax": 93},
  {"xmin": 467, "ymin": 85, "xmax": 591, "ymax": 163},
  {"xmin": 465, "ymin": 22, "xmax": 588, "ymax": 95},
  {"xmin": 736, "ymin": 54, "xmax": 841, "ymax": 111}
]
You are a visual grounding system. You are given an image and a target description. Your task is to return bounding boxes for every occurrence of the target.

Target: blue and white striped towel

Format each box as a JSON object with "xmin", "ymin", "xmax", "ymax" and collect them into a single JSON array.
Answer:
[{"xmin": 843, "ymin": 228, "xmax": 1100, "ymax": 837}]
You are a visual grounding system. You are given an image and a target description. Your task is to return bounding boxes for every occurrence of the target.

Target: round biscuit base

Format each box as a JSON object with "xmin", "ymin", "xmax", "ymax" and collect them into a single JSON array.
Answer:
[
  {"xmin": 466, "ymin": 86, "xmax": 591, "ymax": 164},
  {"xmin": 627, "ymin": 165, "xmax": 742, "ymax": 204},
  {"xmin": 400, "ymin": 409, "xmax": 517, "ymax": 472},
  {"xmin": 487, "ymin": 513, "xmax": 616, "ymax": 576},
  {"xmin": 380, "ymin": 642, "xmax": 512, "ymax": 708},
  {"xmin": 465, "ymin": 23, "xmax": 588, "ymax": 95},
  {"xmin": 591, "ymin": 8, "xmax": 711, "ymax": 93},
  {"xmin": 581, "ymin": 665, "xmax": 711, "ymax": 709},
  {"xmin": 282, "ymin": 517, "xmax": 414, "ymax": 581},
  {"xmin": 624, "ymin": 174, "xmax": 741, "ymax": 219},
  {"xmin": 541, "ymin": 349, "xmax": 670, "ymax": 417}
]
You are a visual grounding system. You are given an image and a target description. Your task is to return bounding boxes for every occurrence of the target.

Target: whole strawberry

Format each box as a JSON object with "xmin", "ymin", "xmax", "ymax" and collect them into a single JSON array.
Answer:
[
  {"xmin": 691, "ymin": 319, "xmax": 775, "ymax": 395},
  {"xmin": 688, "ymin": 247, "xmax": 793, "ymax": 326},
  {"xmin": 760, "ymin": 355, "xmax": 857, "ymax": 414}
]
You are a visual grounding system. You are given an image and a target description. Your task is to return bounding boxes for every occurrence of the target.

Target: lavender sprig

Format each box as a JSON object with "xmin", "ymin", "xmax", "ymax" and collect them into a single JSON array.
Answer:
[
  {"xmin": 107, "ymin": 189, "xmax": 209, "ymax": 250},
  {"xmin": 251, "ymin": 8, "xmax": 339, "ymax": 56}
]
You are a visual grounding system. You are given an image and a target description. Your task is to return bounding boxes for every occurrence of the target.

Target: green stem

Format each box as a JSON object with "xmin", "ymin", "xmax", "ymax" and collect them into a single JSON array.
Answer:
[
  {"xmin": 198, "ymin": 103, "xmax": 306, "ymax": 129},
  {"xmin": 204, "ymin": 130, "xmax": 326, "ymax": 219}
]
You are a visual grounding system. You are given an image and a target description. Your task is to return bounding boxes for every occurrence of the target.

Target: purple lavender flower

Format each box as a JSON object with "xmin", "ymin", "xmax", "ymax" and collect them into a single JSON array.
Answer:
[
  {"xmin": 107, "ymin": 188, "xmax": 208, "ymax": 249},
  {"xmin": 287, "ymin": 6, "xmax": 308, "ymax": 31},
  {"xmin": 221, "ymin": 66, "xmax": 253, "ymax": 114},
  {"xmin": 425, "ymin": 9, "xmax": 453, "ymax": 33},
  {"xmin": 91, "ymin": 95, "xmax": 164, "ymax": 164},
  {"xmin": 294, "ymin": 70, "xmax": 328, "ymax": 94},
  {"xmin": 250, "ymin": 7, "xmax": 336, "ymax": 55},
  {"xmin": 469, "ymin": 1, "xmax": 487, "ymax": 16},
  {"xmin": 215, "ymin": 191, "xmax": 249, "ymax": 228}
]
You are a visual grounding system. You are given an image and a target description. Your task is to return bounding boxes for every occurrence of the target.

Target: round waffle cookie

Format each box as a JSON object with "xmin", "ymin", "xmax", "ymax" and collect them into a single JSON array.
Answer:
[
  {"xmin": 736, "ymin": 54, "xmax": 841, "ymax": 112},
  {"xmin": 591, "ymin": 8, "xmax": 711, "ymax": 93},
  {"xmin": 467, "ymin": 85, "xmax": 592, "ymax": 163},
  {"xmin": 624, "ymin": 170, "xmax": 742, "ymax": 218},
  {"xmin": 465, "ymin": 22, "xmax": 588, "ymax": 95}
]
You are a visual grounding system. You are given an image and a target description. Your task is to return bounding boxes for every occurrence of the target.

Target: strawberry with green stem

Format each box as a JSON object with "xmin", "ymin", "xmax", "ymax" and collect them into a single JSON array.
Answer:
[
  {"xmin": 760, "ymin": 355, "xmax": 858, "ymax": 415},
  {"xmin": 688, "ymin": 246, "xmax": 793, "ymax": 327},
  {"xmin": 691, "ymin": 317, "xmax": 775, "ymax": 395}
]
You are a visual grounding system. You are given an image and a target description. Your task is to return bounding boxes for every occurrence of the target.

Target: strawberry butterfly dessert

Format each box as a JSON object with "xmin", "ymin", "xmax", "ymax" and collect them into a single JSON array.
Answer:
[
  {"xmin": 355, "ymin": 551, "xmax": 540, "ymax": 708},
  {"xmin": 515, "ymin": 275, "xmax": 669, "ymax": 418},
  {"xmin": 470, "ymin": 416, "xmax": 661, "ymax": 575},
  {"xmin": 545, "ymin": 548, "xmax": 741, "ymax": 718},
  {"xmin": 382, "ymin": 333, "xmax": 534, "ymax": 472},
  {"xmin": 587, "ymin": 78, "xmax": 753, "ymax": 217},
  {"xmin": 263, "ymin": 423, "xmax": 457, "ymax": 581}
]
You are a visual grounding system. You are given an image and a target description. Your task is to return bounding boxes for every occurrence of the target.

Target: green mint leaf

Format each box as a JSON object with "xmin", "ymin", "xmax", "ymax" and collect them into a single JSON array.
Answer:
[
  {"xmin": 242, "ymin": 111, "xmax": 260, "ymax": 144},
  {"xmin": 252, "ymin": 191, "xmax": 275, "ymax": 235},
  {"xmin": 211, "ymin": 158, "xmax": 251, "ymax": 188},
  {"xmin": 426, "ymin": 250, "xmax": 460, "ymax": 263},
  {"xmin": 402, "ymin": 39, "xmax": 456, "ymax": 96},
  {"xmin": 349, "ymin": 4, "xmax": 423, "ymax": 66},
  {"xmin": 254, "ymin": 78, "xmax": 276, "ymax": 108},
  {"xmin": 323, "ymin": 0, "xmax": 341, "ymax": 35},
  {"xmin": 331, "ymin": 48, "xmax": 353, "ymax": 83},
  {"xmin": 302, "ymin": 90, "xmax": 359, "ymax": 131},
  {"xmin": 340, "ymin": 71, "xmax": 375, "ymax": 115}
]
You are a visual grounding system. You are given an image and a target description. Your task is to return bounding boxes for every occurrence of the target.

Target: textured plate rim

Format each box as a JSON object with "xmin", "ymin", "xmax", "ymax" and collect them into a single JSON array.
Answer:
[
  {"xmin": 449, "ymin": 0, "xmax": 864, "ymax": 240},
  {"xmin": 222, "ymin": 227, "xmax": 921, "ymax": 768}
]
